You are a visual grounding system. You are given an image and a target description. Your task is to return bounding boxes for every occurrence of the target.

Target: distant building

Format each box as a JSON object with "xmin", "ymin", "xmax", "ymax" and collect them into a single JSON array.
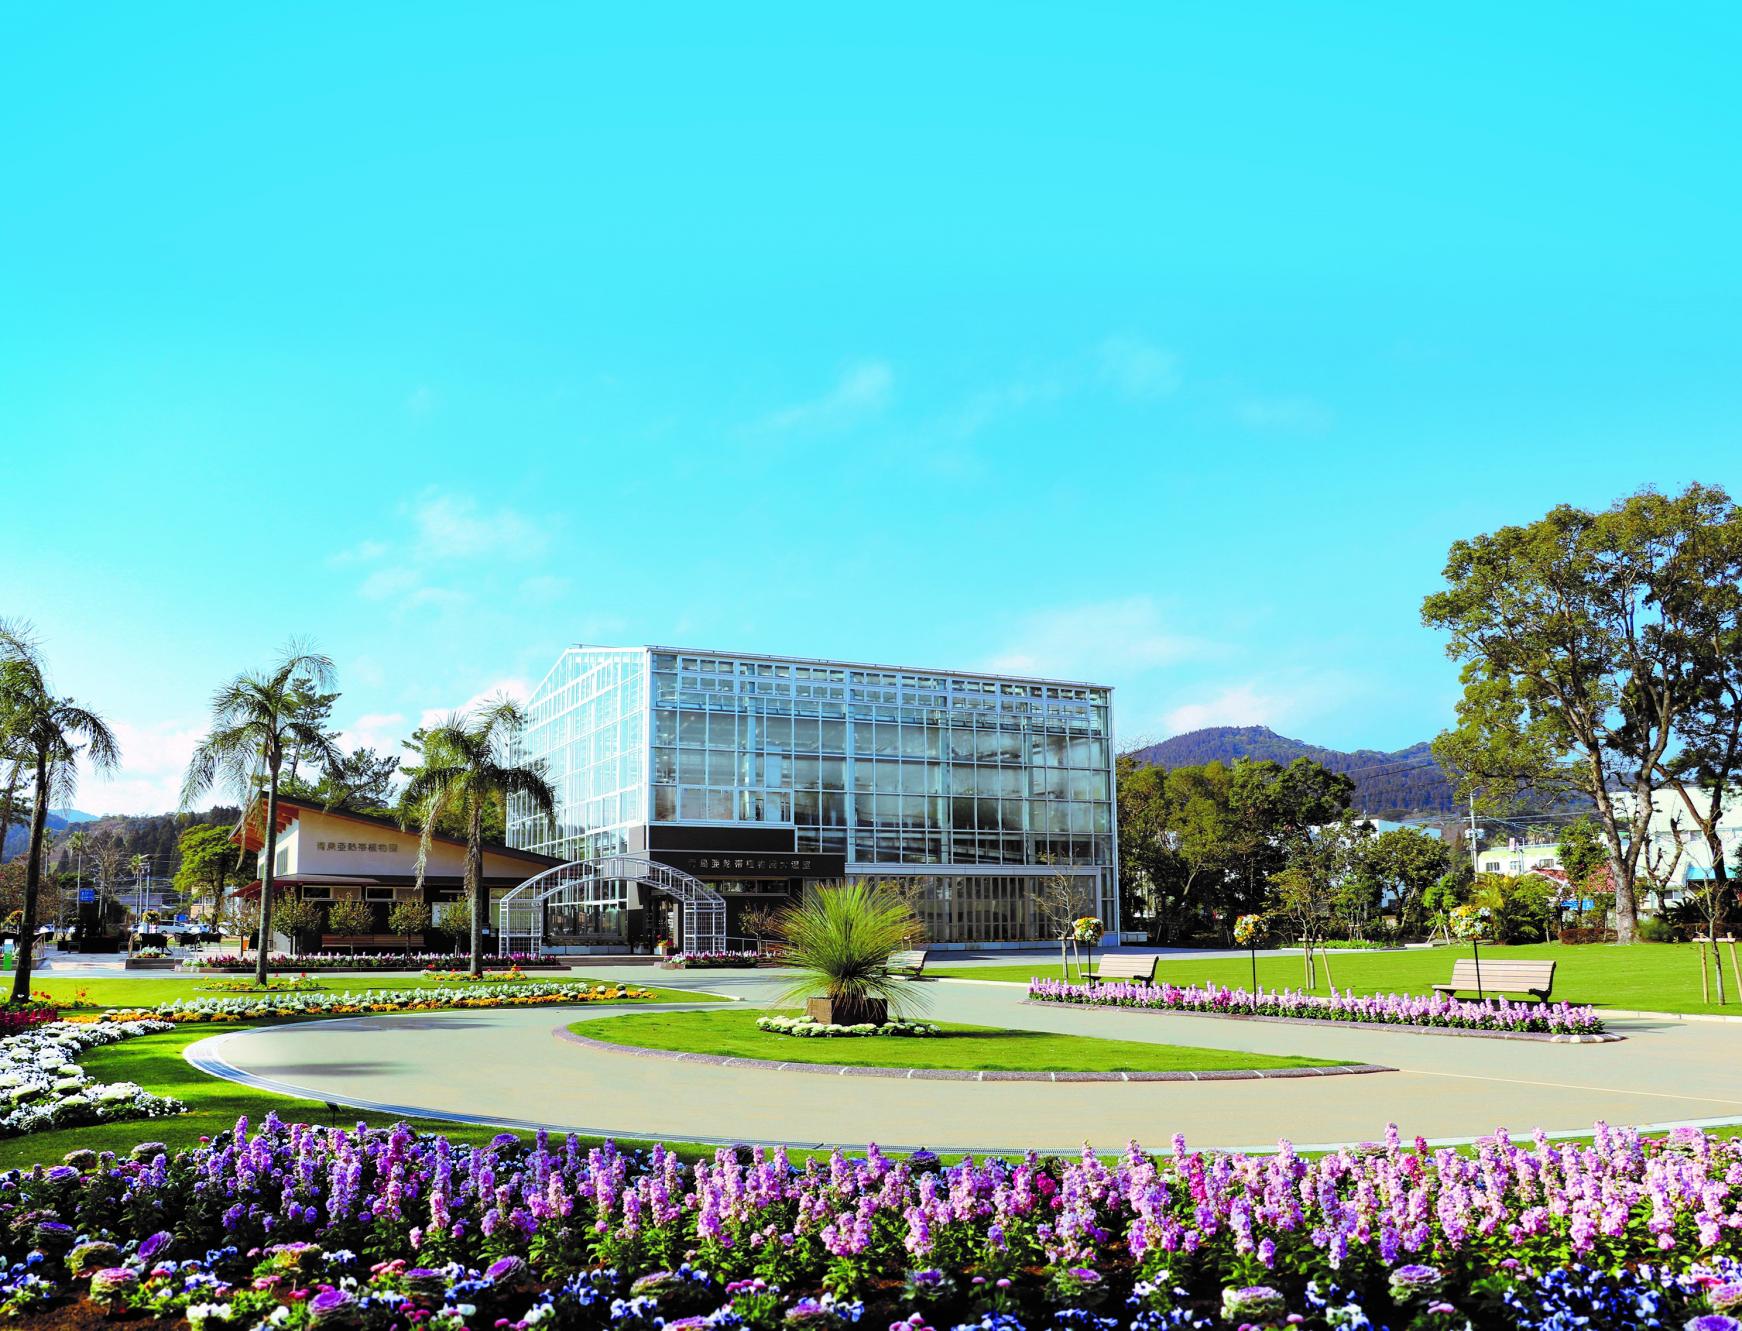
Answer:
[
  {"xmin": 1616, "ymin": 788, "xmax": 1742, "ymax": 899},
  {"xmin": 1477, "ymin": 839, "xmax": 1563, "ymax": 878}
]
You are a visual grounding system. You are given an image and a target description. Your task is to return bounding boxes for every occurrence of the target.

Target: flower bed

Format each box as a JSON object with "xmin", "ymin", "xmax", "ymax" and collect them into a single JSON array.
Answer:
[
  {"xmin": 0, "ymin": 1005, "xmax": 59, "ymax": 1037},
  {"xmin": 180, "ymin": 951, "xmax": 565, "ymax": 972},
  {"xmin": 663, "ymin": 950, "xmax": 765, "ymax": 969},
  {"xmin": 3, "ymin": 1117, "xmax": 1742, "ymax": 1328},
  {"xmin": 1029, "ymin": 976, "xmax": 1607, "ymax": 1036},
  {"xmin": 104, "ymin": 981, "xmax": 655, "ymax": 1024},
  {"xmin": 755, "ymin": 1014, "xmax": 940, "ymax": 1038},
  {"xmin": 0, "ymin": 1019, "xmax": 183, "ymax": 1138}
]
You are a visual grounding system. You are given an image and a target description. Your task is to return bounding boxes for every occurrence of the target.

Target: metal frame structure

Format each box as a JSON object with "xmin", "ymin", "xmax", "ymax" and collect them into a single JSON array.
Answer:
[{"xmin": 497, "ymin": 853, "xmax": 727, "ymax": 956}]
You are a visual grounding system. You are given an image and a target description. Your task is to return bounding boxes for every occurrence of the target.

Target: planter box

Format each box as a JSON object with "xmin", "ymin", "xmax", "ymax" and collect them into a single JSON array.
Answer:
[
  {"xmin": 125, "ymin": 958, "xmax": 177, "ymax": 970},
  {"xmin": 806, "ymin": 996, "xmax": 889, "ymax": 1026}
]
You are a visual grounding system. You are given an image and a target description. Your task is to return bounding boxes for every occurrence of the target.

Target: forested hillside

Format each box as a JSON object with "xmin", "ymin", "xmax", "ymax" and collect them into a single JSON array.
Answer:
[
  {"xmin": 1129, "ymin": 726, "xmax": 1455, "ymax": 816},
  {"xmin": 3, "ymin": 808, "xmax": 240, "ymax": 876}
]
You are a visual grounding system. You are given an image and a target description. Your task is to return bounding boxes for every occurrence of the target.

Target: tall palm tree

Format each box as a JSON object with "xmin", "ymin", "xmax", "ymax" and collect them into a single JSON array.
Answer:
[
  {"xmin": 401, "ymin": 697, "xmax": 555, "ymax": 978},
  {"xmin": 182, "ymin": 644, "xmax": 340, "ymax": 986},
  {"xmin": 0, "ymin": 633, "xmax": 119, "ymax": 1002},
  {"xmin": 127, "ymin": 851, "xmax": 150, "ymax": 948}
]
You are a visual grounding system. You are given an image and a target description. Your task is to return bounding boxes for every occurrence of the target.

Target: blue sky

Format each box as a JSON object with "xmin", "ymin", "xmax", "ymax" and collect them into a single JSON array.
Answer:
[{"xmin": 3, "ymin": 5, "xmax": 1739, "ymax": 814}]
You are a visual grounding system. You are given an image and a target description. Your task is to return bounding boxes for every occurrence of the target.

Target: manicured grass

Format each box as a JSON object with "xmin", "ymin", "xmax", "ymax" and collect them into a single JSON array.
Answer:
[
  {"xmin": 571, "ymin": 1009, "xmax": 1349, "ymax": 1073},
  {"xmin": 0, "ymin": 1023, "xmax": 525, "ymax": 1170},
  {"xmin": 23, "ymin": 974, "xmax": 719, "ymax": 1009},
  {"xmin": 929, "ymin": 942, "xmax": 1742, "ymax": 1015}
]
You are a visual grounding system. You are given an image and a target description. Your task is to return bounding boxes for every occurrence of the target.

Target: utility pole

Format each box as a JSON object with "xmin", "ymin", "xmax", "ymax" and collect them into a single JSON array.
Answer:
[{"xmin": 1468, "ymin": 795, "xmax": 1481, "ymax": 875}]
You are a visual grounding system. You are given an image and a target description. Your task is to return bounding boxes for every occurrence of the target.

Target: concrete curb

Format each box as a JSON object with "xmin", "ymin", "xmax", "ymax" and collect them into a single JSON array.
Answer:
[
  {"xmin": 552, "ymin": 1025, "xmax": 1391, "ymax": 1082},
  {"xmin": 1017, "ymin": 999, "xmax": 1624, "ymax": 1043}
]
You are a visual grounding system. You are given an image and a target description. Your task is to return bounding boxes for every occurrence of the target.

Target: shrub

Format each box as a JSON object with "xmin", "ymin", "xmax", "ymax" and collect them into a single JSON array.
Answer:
[
  {"xmin": 1637, "ymin": 913, "xmax": 1677, "ymax": 943},
  {"xmin": 774, "ymin": 880, "xmax": 924, "ymax": 1021}
]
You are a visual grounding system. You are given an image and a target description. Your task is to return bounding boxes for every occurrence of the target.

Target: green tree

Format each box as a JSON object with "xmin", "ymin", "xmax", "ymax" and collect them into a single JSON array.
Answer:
[
  {"xmin": 182, "ymin": 643, "xmax": 341, "ymax": 985},
  {"xmin": 326, "ymin": 896, "xmax": 371, "ymax": 936},
  {"xmin": 1654, "ymin": 494, "xmax": 1742, "ymax": 936},
  {"xmin": 1267, "ymin": 814, "xmax": 1366, "ymax": 990},
  {"xmin": 387, "ymin": 898, "xmax": 431, "ymax": 943},
  {"xmin": 1555, "ymin": 815, "xmax": 1607, "ymax": 892},
  {"xmin": 0, "ymin": 624, "xmax": 120, "ymax": 1000},
  {"xmin": 281, "ymin": 745, "xmax": 401, "ymax": 813},
  {"xmin": 171, "ymin": 823, "xmax": 250, "ymax": 928},
  {"xmin": 1351, "ymin": 827, "xmax": 1450, "ymax": 936},
  {"xmin": 1422, "ymin": 484, "xmax": 1733, "ymax": 942},
  {"xmin": 400, "ymin": 698, "xmax": 555, "ymax": 977},
  {"xmin": 272, "ymin": 893, "xmax": 324, "ymax": 955}
]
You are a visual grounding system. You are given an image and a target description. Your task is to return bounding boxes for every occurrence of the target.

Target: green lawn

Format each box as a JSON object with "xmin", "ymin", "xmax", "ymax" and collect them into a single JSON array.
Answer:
[
  {"xmin": 571, "ymin": 1009, "xmax": 1350, "ymax": 1073},
  {"xmin": 930, "ymin": 942, "xmax": 1742, "ymax": 1014},
  {"xmin": 24, "ymin": 974, "xmax": 719, "ymax": 1009}
]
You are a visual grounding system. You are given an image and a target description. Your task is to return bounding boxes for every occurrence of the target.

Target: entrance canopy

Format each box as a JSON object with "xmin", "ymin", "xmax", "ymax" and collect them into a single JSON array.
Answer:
[{"xmin": 497, "ymin": 854, "xmax": 726, "ymax": 955}]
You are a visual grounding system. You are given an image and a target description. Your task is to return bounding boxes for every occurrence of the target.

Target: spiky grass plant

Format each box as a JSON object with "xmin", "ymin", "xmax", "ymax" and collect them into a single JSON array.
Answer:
[{"xmin": 774, "ymin": 880, "xmax": 926, "ymax": 1021}]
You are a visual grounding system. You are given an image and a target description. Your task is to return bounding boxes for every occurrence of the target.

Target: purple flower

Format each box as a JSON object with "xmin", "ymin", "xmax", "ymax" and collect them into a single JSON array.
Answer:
[
  {"xmin": 308, "ymin": 1286, "xmax": 357, "ymax": 1328},
  {"xmin": 1687, "ymin": 1317, "xmax": 1742, "ymax": 1331},
  {"xmin": 1713, "ymin": 1286, "xmax": 1742, "ymax": 1316},
  {"xmin": 137, "ymin": 1231, "xmax": 174, "ymax": 1262}
]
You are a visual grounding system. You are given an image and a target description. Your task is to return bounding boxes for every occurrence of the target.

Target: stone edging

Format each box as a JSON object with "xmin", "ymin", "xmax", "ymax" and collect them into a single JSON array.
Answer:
[
  {"xmin": 552, "ymin": 1026, "xmax": 1391, "ymax": 1081},
  {"xmin": 1018, "ymin": 999, "xmax": 1621, "ymax": 1043}
]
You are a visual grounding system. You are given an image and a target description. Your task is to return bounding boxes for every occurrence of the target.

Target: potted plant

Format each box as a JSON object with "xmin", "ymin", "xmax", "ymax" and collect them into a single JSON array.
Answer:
[{"xmin": 775, "ymin": 880, "xmax": 923, "ymax": 1027}]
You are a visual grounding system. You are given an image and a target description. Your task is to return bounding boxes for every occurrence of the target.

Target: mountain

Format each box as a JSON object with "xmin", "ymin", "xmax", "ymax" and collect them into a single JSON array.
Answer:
[
  {"xmin": 1128, "ymin": 726, "xmax": 1457, "ymax": 817},
  {"xmin": 3, "ymin": 809, "xmax": 89, "ymax": 862}
]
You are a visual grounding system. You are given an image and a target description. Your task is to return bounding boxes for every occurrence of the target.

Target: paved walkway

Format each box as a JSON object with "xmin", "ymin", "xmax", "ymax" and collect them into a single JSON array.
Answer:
[{"xmin": 185, "ymin": 967, "xmax": 1742, "ymax": 1153}]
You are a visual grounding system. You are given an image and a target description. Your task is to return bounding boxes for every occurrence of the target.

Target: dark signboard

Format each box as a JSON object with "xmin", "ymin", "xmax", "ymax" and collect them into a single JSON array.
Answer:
[{"xmin": 652, "ymin": 850, "xmax": 847, "ymax": 880}]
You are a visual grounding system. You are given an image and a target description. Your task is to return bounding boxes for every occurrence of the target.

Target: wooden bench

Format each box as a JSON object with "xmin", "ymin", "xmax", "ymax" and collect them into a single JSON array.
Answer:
[
  {"xmin": 319, "ymin": 933, "xmax": 427, "ymax": 953},
  {"xmin": 887, "ymin": 949, "xmax": 929, "ymax": 977},
  {"xmin": 1093, "ymin": 954, "xmax": 1158, "ymax": 983},
  {"xmin": 1432, "ymin": 958, "xmax": 1555, "ymax": 1002}
]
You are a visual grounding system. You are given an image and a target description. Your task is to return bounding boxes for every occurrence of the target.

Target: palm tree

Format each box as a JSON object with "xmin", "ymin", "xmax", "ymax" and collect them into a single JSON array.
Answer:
[
  {"xmin": 127, "ymin": 851, "xmax": 150, "ymax": 949},
  {"xmin": 182, "ymin": 644, "xmax": 340, "ymax": 986},
  {"xmin": 401, "ymin": 697, "xmax": 555, "ymax": 978},
  {"xmin": 0, "ymin": 632, "xmax": 119, "ymax": 1001}
]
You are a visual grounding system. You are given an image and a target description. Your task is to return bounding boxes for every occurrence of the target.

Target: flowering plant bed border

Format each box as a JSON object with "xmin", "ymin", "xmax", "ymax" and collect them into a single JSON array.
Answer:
[
  {"xmin": 7, "ymin": 1115, "xmax": 1742, "ymax": 1330},
  {"xmin": 1019, "ymin": 998, "xmax": 1621, "ymax": 1043},
  {"xmin": 1028, "ymin": 976, "xmax": 1611, "ymax": 1039},
  {"xmin": 554, "ymin": 1025, "xmax": 1389, "ymax": 1081}
]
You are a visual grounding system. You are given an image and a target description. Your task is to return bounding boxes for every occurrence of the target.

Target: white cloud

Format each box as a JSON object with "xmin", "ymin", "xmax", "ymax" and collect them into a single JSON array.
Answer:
[
  {"xmin": 405, "ymin": 384, "xmax": 439, "ymax": 415},
  {"xmin": 86, "ymin": 718, "xmax": 207, "ymax": 816},
  {"xmin": 358, "ymin": 566, "xmax": 421, "ymax": 600},
  {"xmin": 941, "ymin": 376, "xmax": 1066, "ymax": 438},
  {"xmin": 1097, "ymin": 336, "xmax": 1182, "ymax": 399},
  {"xmin": 1233, "ymin": 396, "xmax": 1333, "ymax": 432},
  {"xmin": 411, "ymin": 493, "xmax": 548, "ymax": 561},
  {"xmin": 1157, "ymin": 670, "xmax": 1350, "ymax": 738},
  {"xmin": 327, "ymin": 539, "xmax": 388, "ymax": 567},
  {"xmin": 418, "ymin": 677, "xmax": 532, "ymax": 730},
  {"xmin": 983, "ymin": 597, "xmax": 1209, "ymax": 681},
  {"xmin": 747, "ymin": 361, "xmax": 892, "ymax": 434},
  {"xmin": 340, "ymin": 711, "xmax": 408, "ymax": 755}
]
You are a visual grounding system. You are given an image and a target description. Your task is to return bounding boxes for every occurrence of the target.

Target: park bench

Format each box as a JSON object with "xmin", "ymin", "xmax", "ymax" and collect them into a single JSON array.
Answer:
[
  {"xmin": 1093, "ymin": 954, "xmax": 1158, "ymax": 983},
  {"xmin": 1432, "ymin": 958, "xmax": 1555, "ymax": 1003},
  {"xmin": 887, "ymin": 949, "xmax": 929, "ymax": 977},
  {"xmin": 319, "ymin": 933, "xmax": 427, "ymax": 953}
]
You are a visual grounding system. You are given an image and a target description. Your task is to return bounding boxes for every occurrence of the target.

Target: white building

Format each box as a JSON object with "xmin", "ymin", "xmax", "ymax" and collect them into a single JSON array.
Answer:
[{"xmin": 1616, "ymin": 787, "xmax": 1742, "ymax": 898}]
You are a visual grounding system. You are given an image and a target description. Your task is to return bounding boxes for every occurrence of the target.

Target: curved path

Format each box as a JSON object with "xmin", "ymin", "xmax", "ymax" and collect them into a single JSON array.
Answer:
[{"xmin": 187, "ymin": 967, "xmax": 1742, "ymax": 1153}]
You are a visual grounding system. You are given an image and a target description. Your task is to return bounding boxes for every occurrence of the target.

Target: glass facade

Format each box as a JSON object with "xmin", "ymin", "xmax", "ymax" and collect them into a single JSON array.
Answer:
[{"xmin": 508, "ymin": 645, "xmax": 1119, "ymax": 943}]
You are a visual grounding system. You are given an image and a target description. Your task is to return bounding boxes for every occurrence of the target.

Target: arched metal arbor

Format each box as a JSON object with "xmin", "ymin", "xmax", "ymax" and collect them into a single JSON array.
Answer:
[{"xmin": 497, "ymin": 853, "xmax": 726, "ymax": 956}]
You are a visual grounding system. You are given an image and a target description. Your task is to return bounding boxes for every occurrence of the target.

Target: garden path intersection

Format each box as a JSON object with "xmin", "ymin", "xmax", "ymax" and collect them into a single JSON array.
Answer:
[{"xmin": 183, "ymin": 966, "xmax": 1742, "ymax": 1154}]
